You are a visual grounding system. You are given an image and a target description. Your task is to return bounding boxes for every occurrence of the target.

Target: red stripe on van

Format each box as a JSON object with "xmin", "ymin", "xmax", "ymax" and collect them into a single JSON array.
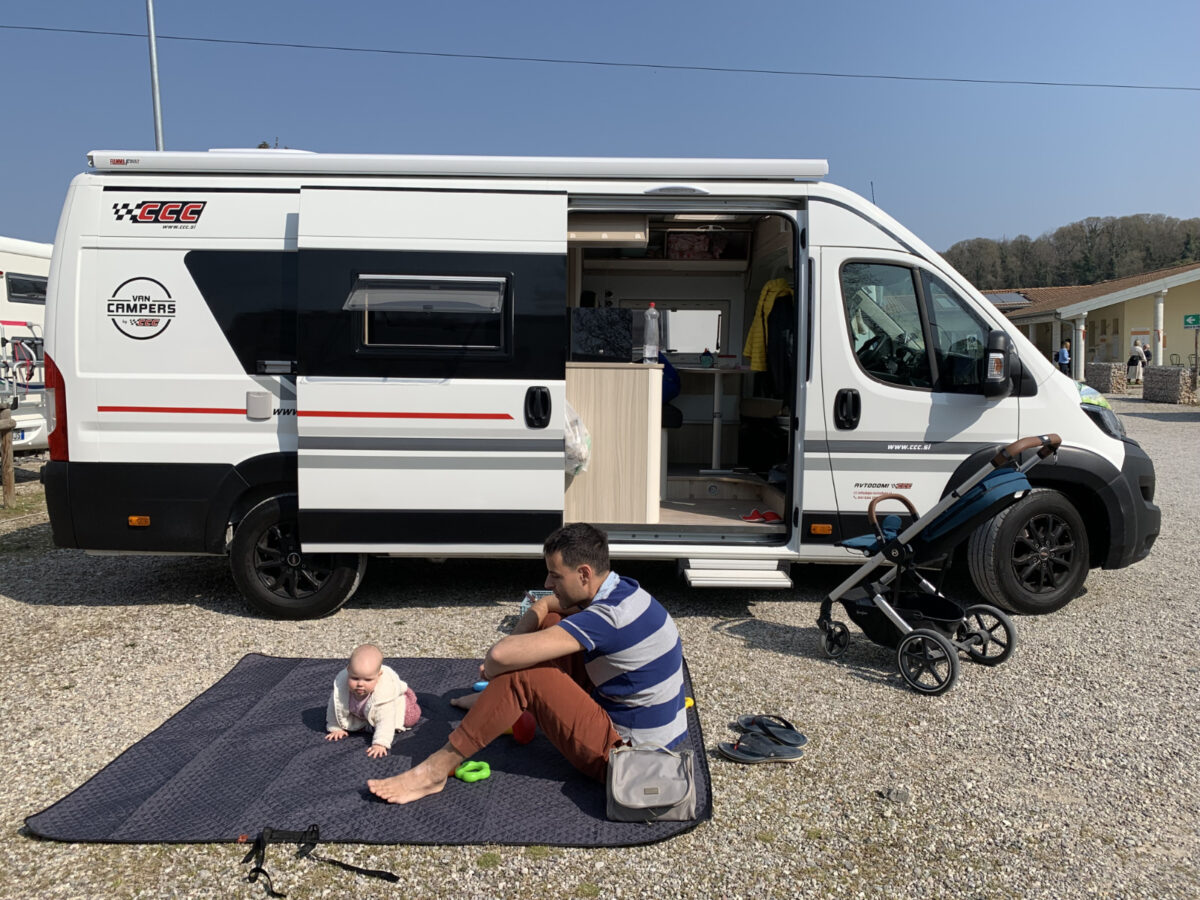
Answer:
[
  {"xmin": 297, "ymin": 410, "xmax": 513, "ymax": 420},
  {"xmin": 97, "ymin": 405, "xmax": 247, "ymax": 415}
]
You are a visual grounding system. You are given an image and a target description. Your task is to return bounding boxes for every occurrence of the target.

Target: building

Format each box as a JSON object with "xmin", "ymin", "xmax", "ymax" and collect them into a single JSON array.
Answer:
[{"xmin": 984, "ymin": 262, "xmax": 1200, "ymax": 380}]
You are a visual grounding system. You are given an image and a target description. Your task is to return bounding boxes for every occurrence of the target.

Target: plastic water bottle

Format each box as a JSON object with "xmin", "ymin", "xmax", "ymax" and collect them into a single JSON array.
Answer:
[{"xmin": 642, "ymin": 303, "xmax": 660, "ymax": 363}]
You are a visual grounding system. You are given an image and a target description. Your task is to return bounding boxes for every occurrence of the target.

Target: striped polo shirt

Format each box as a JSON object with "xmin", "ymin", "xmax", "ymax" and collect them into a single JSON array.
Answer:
[{"xmin": 557, "ymin": 573, "xmax": 687, "ymax": 749}]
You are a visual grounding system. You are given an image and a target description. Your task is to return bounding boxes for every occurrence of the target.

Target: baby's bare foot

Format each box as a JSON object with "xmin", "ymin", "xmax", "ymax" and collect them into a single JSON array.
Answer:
[{"xmin": 450, "ymin": 693, "xmax": 480, "ymax": 711}]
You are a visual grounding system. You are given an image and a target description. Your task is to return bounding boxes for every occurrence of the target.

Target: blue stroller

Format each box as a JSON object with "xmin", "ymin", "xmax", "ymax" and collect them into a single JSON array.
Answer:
[{"xmin": 817, "ymin": 434, "xmax": 1062, "ymax": 695}]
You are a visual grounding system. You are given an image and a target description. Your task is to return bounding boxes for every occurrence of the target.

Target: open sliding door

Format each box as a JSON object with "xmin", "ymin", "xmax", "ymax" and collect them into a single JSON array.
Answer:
[{"xmin": 295, "ymin": 187, "xmax": 567, "ymax": 553}]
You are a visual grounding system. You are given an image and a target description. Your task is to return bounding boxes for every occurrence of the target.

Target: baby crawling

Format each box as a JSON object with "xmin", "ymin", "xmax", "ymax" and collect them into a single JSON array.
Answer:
[{"xmin": 326, "ymin": 643, "xmax": 420, "ymax": 758}]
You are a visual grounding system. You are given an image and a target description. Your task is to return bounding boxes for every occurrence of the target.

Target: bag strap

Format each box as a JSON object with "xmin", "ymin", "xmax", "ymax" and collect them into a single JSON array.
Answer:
[
  {"xmin": 240, "ymin": 824, "xmax": 399, "ymax": 897},
  {"xmin": 613, "ymin": 742, "xmax": 682, "ymax": 756}
]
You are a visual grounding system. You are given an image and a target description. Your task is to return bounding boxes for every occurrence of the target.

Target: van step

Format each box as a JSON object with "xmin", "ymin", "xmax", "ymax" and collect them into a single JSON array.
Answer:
[
  {"xmin": 681, "ymin": 561, "xmax": 793, "ymax": 589},
  {"xmin": 683, "ymin": 558, "xmax": 783, "ymax": 570}
]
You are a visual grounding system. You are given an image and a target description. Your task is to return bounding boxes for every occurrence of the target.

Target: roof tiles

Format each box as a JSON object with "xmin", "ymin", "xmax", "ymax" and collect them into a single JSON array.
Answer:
[{"xmin": 983, "ymin": 261, "xmax": 1200, "ymax": 319}]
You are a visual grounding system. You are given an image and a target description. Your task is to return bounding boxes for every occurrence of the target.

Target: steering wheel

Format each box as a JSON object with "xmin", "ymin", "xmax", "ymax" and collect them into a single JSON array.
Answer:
[{"xmin": 857, "ymin": 333, "xmax": 894, "ymax": 372}]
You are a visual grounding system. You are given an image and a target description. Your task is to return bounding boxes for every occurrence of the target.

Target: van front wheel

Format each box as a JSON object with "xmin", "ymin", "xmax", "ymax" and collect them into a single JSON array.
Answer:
[
  {"xmin": 967, "ymin": 489, "xmax": 1088, "ymax": 615},
  {"xmin": 230, "ymin": 495, "xmax": 366, "ymax": 619}
]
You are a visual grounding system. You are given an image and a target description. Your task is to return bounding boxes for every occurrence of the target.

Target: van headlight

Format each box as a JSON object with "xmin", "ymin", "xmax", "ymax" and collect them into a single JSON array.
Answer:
[{"xmin": 1081, "ymin": 402, "xmax": 1126, "ymax": 439}]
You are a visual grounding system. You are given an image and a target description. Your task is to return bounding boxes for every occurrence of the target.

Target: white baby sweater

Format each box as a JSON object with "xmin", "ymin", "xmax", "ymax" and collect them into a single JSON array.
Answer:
[{"xmin": 325, "ymin": 664, "xmax": 411, "ymax": 749}]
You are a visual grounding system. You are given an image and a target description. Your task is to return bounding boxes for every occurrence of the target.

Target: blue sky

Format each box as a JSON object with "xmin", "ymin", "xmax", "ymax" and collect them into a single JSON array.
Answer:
[{"xmin": 1, "ymin": 1, "xmax": 1197, "ymax": 252}]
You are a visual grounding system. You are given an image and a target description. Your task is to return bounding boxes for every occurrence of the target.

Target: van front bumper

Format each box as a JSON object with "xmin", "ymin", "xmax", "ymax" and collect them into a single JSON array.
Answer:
[{"xmin": 1104, "ymin": 439, "xmax": 1159, "ymax": 568}]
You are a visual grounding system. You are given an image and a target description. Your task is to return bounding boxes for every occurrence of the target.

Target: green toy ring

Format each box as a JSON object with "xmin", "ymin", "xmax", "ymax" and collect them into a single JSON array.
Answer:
[{"xmin": 454, "ymin": 760, "xmax": 491, "ymax": 783}]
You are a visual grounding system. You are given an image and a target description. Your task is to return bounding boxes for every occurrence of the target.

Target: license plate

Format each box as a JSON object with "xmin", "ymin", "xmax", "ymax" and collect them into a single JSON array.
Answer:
[{"xmin": 15, "ymin": 430, "xmax": 26, "ymax": 441}]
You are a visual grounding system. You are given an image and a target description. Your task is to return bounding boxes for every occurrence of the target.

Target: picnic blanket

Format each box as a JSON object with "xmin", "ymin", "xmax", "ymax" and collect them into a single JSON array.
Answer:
[{"xmin": 26, "ymin": 654, "xmax": 710, "ymax": 847}]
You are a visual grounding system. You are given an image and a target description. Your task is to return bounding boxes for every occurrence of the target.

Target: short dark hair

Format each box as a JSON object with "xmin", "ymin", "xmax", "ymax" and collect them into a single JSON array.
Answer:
[{"xmin": 543, "ymin": 523, "xmax": 610, "ymax": 573}]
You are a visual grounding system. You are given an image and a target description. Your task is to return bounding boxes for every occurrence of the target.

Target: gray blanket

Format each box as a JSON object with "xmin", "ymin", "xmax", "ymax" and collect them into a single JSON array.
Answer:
[{"xmin": 26, "ymin": 654, "xmax": 710, "ymax": 847}]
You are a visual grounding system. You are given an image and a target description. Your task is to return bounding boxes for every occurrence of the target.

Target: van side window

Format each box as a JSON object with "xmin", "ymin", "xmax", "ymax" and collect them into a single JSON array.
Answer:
[
  {"xmin": 343, "ymin": 274, "xmax": 507, "ymax": 351},
  {"xmin": 921, "ymin": 272, "xmax": 990, "ymax": 393},
  {"xmin": 840, "ymin": 263, "xmax": 932, "ymax": 389},
  {"xmin": 6, "ymin": 273, "xmax": 48, "ymax": 305}
]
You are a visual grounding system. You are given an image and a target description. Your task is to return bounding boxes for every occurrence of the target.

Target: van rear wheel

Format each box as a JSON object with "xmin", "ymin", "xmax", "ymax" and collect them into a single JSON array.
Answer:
[
  {"xmin": 967, "ymin": 489, "xmax": 1088, "ymax": 615},
  {"xmin": 230, "ymin": 495, "xmax": 366, "ymax": 619}
]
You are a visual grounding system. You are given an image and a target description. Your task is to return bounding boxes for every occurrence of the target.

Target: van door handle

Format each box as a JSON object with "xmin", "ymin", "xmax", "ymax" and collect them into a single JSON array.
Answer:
[
  {"xmin": 834, "ymin": 388, "xmax": 860, "ymax": 430},
  {"xmin": 524, "ymin": 386, "xmax": 552, "ymax": 429}
]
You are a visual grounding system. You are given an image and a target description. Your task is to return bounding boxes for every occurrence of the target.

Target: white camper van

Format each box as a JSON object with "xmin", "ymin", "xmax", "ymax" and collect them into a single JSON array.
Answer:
[
  {"xmin": 1, "ymin": 235, "xmax": 52, "ymax": 452},
  {"xmin": 40, "ymin": 150, "xmax": 1159, "ymax": 619}
]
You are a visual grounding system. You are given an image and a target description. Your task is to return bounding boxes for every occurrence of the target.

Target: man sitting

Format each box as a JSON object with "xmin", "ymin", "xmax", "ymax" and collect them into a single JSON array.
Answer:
[{"xmin": 367, "ymin": 523, "xmax": 686, "ymax": 804}]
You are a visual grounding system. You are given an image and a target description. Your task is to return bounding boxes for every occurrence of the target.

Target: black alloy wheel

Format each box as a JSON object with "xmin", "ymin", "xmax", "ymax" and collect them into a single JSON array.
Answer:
[
  {"xmin": 967, "ymin": 489, "xmax": 1089, "ymax": 615},
  {"xmin": 229, "ymin": 495, "xmax": 366, "ymax": 619}
]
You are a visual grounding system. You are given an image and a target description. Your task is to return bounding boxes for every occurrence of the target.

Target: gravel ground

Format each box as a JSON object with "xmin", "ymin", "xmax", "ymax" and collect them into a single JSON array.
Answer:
[{"xmin": 1, "ymin": 396, "xmax": 1197, "ymax": 900}]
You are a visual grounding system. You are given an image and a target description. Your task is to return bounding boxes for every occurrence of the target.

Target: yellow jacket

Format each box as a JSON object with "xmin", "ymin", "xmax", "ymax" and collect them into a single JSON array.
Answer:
[{"xmin": 743, "ymin": 278, "xmax": 794, "ymax": 371}]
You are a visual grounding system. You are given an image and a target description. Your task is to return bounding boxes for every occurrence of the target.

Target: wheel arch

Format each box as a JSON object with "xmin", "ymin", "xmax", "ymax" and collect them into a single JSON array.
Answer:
[
  {"xmin": 202, "ymin": 452, "xmax": 298, "ymax": 553},
  {"xmin": 944, "ymin": 444, "xmax": 1118, "ymax": 571}
]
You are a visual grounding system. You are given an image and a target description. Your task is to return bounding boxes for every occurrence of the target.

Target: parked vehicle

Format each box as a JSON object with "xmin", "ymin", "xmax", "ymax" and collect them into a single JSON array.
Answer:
[
  {"xmin": 1, "ymin": 235, "xmax": 51, "ymax": 452},
  {"xmin": 40, "ymin": 150, "xmax": 1159, "ymax": 618}
]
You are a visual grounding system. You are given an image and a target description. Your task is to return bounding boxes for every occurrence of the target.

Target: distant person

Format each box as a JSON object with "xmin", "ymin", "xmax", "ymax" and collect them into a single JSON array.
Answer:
[
  {"xmin": 367, "ymin": 523, "xmax": 686, "ymax": 805},
  {"xmin": 326, "ymin": 643, "xmax": 421, "ymax": 758},
  {"xmin": 1056, "ymin": 340, "xmax": 1072, "ymax": 376},
  {"xmin": 1127, "ymin": 340, "xmax": 1148, "ymax": 385}
]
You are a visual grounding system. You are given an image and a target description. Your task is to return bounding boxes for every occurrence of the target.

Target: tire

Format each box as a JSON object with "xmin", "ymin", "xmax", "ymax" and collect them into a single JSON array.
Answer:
[
  {"xmin": 229, "ymin": 494, "xmax": 366, "ymax": 619},
  {"xmin": 822, "ymin": 621, "xmax": 850, "ymax": 658},
  {"xmin": 955, "ymin": 604, "xmax": 1017, "ymax": 667},
  {"xmin": 967, "ymin": 489, "xmax": 1089, "ymax": 615},
  {"xmin": 896, "ymin": 628, "xmax": 960, "ymax": 695}
]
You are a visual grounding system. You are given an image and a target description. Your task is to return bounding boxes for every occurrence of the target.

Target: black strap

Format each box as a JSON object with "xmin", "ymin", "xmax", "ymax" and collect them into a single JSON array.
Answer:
[
  {"xmin": 240, "ymin": 824, "xmax": 399, "ymax": 897},
  {"xmin": 307, "ymin": 851, "xmax": 401, "ymax": 882}
]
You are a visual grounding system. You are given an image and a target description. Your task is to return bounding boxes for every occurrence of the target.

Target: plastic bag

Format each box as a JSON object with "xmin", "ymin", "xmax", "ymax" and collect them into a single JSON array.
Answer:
[{"xmin": 564, "ymin": 400, "xmax": 591, "ymax": 475}]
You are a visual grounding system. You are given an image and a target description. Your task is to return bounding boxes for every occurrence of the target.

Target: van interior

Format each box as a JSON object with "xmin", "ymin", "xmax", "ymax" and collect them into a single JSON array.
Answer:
[{"xmin": 563, "ymin": 210, "xmax": 798, "ymax": 544}]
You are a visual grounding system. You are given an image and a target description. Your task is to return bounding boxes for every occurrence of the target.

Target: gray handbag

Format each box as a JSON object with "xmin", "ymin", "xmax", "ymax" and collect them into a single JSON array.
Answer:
[{"xmin": 606, "ymin": 744, "xmax": 697, "ymax": 822}]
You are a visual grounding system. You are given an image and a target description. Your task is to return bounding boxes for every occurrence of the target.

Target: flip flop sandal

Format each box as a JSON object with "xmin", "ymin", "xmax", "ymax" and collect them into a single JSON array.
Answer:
[
  {"xmin": 717, "ymin": 730, "xmax": 804, "ymax": 764},
  {"xmin": 454, "ymin": 760, "xmax": 491, "ymax": 782},
  {"xmin": 735, "ymin": 714, "xmax": 808, "ymax": 748}
]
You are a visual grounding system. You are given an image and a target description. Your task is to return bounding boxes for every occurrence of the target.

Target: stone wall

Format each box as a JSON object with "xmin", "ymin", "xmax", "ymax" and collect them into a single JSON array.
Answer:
[
  {"xmin": 1143, "ymin": 366, "xmax": 1197, "ymax": 404},
  {"xmin": 1086, "ymin": 362, "xmax": 1126, "ymax": 394}
]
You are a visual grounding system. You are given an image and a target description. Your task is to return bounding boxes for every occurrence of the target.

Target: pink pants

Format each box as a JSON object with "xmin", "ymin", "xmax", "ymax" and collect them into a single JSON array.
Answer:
[{"xmin": 448, "ymin": 614, "xmax": 621, "ymax": 781}]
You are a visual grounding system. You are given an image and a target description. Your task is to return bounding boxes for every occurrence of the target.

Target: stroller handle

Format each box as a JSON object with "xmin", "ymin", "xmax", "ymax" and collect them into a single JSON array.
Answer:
[
  {"xmin": 867, "ymin": 493, "xmax": 919, "ymax": 529},
  {"xmin": 991, "ymin": 433, "xmax": 1062, "ymax": 468}
]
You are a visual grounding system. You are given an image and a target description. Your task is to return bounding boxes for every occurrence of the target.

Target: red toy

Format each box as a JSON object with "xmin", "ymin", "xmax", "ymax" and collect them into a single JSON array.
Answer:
[{"xmin": 511, "ymin": 711, "xmax": 536, "ymax": 744}]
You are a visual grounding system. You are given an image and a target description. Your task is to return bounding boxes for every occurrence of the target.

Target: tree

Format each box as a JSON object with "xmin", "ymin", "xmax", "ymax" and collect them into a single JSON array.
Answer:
[{"xmin": 942, "ymin": 213, "xmax": 1200, "ymax": 289}]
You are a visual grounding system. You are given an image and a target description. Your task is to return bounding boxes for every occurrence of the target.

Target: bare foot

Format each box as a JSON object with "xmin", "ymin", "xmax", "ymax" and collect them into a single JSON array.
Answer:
[
  {"xmin": 367, "ymin": 764, "xmax": 447, "ymax": 804},
  {"xmin": 367, "ymin": 743, "xmax": 464, "ymax": 804},
  {"xmin": 450, "ymin": 693, "xmax": 480, "ymax": 711}
]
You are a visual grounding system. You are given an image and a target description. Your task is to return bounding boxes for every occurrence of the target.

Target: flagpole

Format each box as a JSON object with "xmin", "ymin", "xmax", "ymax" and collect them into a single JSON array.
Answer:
[{"xmin": 146, "ymin": 0, "xmax": 165, "ymax": 149}]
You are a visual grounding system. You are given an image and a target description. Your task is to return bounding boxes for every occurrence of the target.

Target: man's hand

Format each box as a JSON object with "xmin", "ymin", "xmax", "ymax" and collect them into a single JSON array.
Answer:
[
  {"xmin": 326, "ymin": 729, "xmax": 348, "ymax": 741},
  {"xmin": 366, "ymin": 743, "xmax": 388, "ymax": 759},
  {"xmin": 511, "ymin": 592, "xmax": 585, "ymax": 635}
]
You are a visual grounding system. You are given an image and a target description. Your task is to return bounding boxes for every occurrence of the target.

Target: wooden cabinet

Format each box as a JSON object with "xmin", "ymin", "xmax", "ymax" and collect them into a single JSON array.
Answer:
[{"xmin": 565, "ymin": 362, "xmax": 662, "ymax": 524}]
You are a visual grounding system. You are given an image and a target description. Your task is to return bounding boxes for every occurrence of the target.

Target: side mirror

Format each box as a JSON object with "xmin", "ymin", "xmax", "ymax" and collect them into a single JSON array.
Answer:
[{"xmin": 982, "ymin": 330, "xmax": 1012, "ymax": 399}]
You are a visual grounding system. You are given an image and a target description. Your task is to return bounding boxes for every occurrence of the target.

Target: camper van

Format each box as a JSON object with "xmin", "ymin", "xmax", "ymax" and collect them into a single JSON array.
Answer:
[
  {"xmin": 40, "ymin": 150, "xmax": 1159, "ymax": 619},
  {"xmin": 1, "ymin": 235, "xmax": 52, "ymax": 452}
]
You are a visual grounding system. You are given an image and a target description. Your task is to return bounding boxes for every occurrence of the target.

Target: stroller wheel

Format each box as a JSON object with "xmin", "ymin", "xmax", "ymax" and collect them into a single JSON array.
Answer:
[
  {"xmin": 896, "ymin": 629, "xmax": 960, "ymax": 695},
  {"xmin": 956, "ymin": 604, "xmax": 1017, "ymax": 666},
  {"xmin": 822, "ymin": 622, "xmax": 850, "ymax": 658}
]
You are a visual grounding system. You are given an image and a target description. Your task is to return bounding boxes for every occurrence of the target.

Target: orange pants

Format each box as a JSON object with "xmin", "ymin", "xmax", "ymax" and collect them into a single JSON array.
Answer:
[{"xmin": 448, "ymin": 613, "xmax": 621, "ymax": 781}]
